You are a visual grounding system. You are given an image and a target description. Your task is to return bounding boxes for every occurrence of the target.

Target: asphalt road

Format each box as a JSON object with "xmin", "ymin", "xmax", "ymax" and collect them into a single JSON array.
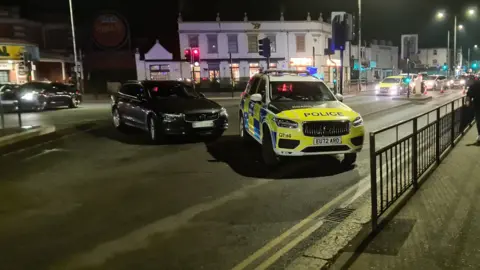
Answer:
[{"xmin": 0, "ymin": 92, "xmax": 465, "ymax": 270}]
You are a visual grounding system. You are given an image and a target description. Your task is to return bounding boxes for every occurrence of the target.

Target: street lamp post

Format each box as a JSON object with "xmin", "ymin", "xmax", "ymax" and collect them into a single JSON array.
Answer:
[
  {"xmin": 447, "ymin": 30, "xmax": 450, "ymax": 77},
  {"xmin": 358, "ymin": 0, "xmax": 361, "ymax": 92},
  {"xmin": 68, "ymin": 0, "xmax": 80, "ymax": 92},
  {"xmin": 453, "ymin": 15, "xmax": 457, "ymax": 71}
]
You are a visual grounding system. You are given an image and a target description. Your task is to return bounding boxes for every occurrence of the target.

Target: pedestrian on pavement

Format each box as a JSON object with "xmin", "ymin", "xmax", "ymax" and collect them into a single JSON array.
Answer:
[{"xmin": 466, "ymin": 79, "xmax": 480, "ymax": 142}]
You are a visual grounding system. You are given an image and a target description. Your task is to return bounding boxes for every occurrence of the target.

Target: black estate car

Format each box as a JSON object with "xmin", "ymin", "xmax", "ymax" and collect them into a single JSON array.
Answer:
[
  {"xmin": 17, "ymin": 81, "xmax": 81, "ymax": 111},
  {"xmin": 111, "ymin": 80, "xmax": 228, "ymax": 142}
]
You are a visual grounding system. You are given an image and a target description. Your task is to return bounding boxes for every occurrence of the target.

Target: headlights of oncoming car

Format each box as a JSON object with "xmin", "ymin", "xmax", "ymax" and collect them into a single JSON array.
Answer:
[
  {"xmin": 219, "ymin": 107, "xmax": 228, "ymax": 117},
  {"xmin": 375, "ymin": 85, "xmax": 380, "ymax": 90},
  {"xmin": 352, "ymin": 116, "xmax": 363, "ymax": 127},
  {"xmin": 460, "ymin": 79, "xmax": 466, "ymax": 85},
  {"xmin": 21, "ymin": 92, "xmax": 35, "ymax": 101},
  {"xmin": 163, "ymin": 113, "xmax": 183, "ymax": 122},
  {"xmin": 274, "ymin": 118, "xmax": 298, "ymax": 129}
]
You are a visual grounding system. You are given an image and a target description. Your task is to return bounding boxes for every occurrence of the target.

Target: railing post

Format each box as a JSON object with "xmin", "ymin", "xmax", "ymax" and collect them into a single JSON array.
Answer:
[
  {"xmin": 451, "ymin": 101, "xmax": 455, "ymax": 147},
  {"xmin": 412, "ymin": 118, "xmax": 418, "ymax": 189},
  {"xmin": 461, "ymin": 97, "xmax": 465, "ymax": 135},
  {"xmin": 369, "ymin": 133, "xmax": 378, "ymax": 231},
  {"xmin": 436, "ymin": 108, "xmax": 441, "ymax": 164}
]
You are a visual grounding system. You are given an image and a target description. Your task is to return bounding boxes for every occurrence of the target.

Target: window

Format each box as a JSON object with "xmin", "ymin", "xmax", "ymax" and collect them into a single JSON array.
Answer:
[
  {"xmin": 433, "ymin": 59, "xmax": 438, "ymax": 65},
  {"xmin": 120, "ymin": 84, "xmax": 141, "ymax": 96},
  {"xmin": 0, "ymin": 71, "xmax": 8, "ymax": 83},
  {"xmin": 230, "ymin": 63, "xmax": 240, "ymax": 82},
  {"xmin": 249, "ymin": 63, "xmax": 260, "ymax": 77},
  {"xmin": 258, "ymin": 78, "xmax": 267, "ymax": 101},
  {"xmin": 227, "ymin": 34, "xmax": 238, "ymax": 53},
  {"xmin": 296, "ymin": 35, "xmax": 306, "ymax": 52},
  {"xmin": 266, "ymin": 34, "xmax": 276, "ymax": 53},
  {"xmin": 433, "ymin": 49, "xmax": 438, "ymax": 55},
  {"xmin": 247, "ymin": 35, "xmax": 258, "ymax": 53},
  {"xmin": 188, "ymin": 35, "xmax": 199, "ymax": 47},
  {"xmin": 207, "ymin": 34, "xmax": 218, "ymax": 53},
  {"xmin": 248, "ymin": 76, "xmax": 261, "ymax": 95}
]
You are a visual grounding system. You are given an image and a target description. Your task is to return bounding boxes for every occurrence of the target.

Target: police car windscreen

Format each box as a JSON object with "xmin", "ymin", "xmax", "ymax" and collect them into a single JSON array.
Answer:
[
  {"xmin": 382, "ymin": 78, "xmax": 401, "ymax": 83},
  {"xmin": 270, "ymin": 82, "xmax": 335, "ymax": 102}
]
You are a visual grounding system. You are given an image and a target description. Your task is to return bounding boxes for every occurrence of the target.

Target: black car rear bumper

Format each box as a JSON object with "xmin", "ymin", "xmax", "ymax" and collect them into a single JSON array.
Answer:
[{"xmin": 160, "ymin": 116, "xmax": 228, "ymax": 136}]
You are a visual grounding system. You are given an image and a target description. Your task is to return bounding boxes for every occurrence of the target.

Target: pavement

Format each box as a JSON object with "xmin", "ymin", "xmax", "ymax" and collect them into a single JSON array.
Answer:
[
  {"xmin": 0, "ymin": 91, "xmax": 467, "ymax": 270},
  {"xmin": 335, "ymin": 126, "xmax": 480, "ymax": 270}
]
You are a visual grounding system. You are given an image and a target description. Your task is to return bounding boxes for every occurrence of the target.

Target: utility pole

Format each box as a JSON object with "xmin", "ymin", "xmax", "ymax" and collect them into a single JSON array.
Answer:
[
  {"xmin": 357, "ymin": 0, "xmax": 362, "ymax": 92},
  {"xmin": 447, "ymin": 30, "xmax": 450, "ymax": 77},
  {"xmin": 68, "ymin": 0, "xmax": 81, "ymax": 92},
  {"xmin": 312, "ymin": 47, "xmax": 315, "ymax": 67},
  {"xmin": 468, "ymin": 47, "xmax": 471, "ymax": 67},
  {"xmin": 229, "ymin": 52, "xmax": 234, "ymax": 98},
  {"xmin": 339, "ymin": 49, "xmax": 344, "ymax": 95},
  {"xmin": 453, "ymin": 15, "xmax": 457, "ymax": 74}
]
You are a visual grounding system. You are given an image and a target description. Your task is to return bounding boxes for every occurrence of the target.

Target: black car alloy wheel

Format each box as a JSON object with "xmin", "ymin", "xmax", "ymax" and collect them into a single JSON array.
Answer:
[{"xmin": 148, "ymin": 117, "xmax": 158, "ymax": 142}]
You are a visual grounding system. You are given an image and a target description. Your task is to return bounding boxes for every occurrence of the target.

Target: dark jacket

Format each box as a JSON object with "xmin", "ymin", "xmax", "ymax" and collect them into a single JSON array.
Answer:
[{"xmin": 467, "ymin": 80, "xmax": 480, "ymax": 109}]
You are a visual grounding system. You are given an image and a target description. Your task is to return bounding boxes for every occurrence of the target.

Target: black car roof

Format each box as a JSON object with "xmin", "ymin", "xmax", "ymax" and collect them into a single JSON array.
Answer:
[{"xmin": 139, "ymin": 80, "xmax": 188, "ymax": 87}]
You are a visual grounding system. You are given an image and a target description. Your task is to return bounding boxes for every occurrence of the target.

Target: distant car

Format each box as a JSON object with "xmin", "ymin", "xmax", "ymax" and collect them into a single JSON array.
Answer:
[
  {"xmin": 447, "ymin": 76, "xmax": 467, "ymax": 89},
  {"xmin": 375, "ymin": 76, "xmax": 407, "ymax": 96},
  {"xmin": 424, "ymin": 75, "xmax": 447, "ymax": 91},
  {"xmin": 0, "ymin": 84, "xmax": 20, "ymax": 112},
  {"xmin": 16, "ymin": 81, "xmax": 81, "ymax": 111},
  {"xmin": 111, "ymin": 80, "xmax": 228, "ymax": 142}
]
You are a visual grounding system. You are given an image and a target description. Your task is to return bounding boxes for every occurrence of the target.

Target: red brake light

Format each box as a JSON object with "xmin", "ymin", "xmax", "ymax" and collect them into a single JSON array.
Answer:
[{"xmin": 193, "ymin": 49, "xmax": 199, "ymax": 54}]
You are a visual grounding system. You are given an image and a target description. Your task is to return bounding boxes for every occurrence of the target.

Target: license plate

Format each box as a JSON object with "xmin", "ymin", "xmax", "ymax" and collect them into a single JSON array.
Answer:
[
  {"xmin": 314, "ymin": 137, "xmax": 342, "ymax": 145},
  {"xmin": 192, "ymin": 120, "xmax": 214, "ymax": 128}
]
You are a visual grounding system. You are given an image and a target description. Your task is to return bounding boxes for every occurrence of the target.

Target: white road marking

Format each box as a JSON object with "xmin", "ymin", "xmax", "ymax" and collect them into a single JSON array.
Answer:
[
  {"xmin": 52, "ymin": 179, "xmax": 272, "ymax": 270},
  {"xmin": 23, "ymin": 148, "xmax": 66, "ymax": 161}
]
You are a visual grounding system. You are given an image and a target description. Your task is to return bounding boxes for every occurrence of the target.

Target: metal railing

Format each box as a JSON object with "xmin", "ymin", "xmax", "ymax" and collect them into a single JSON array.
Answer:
[{"xmin": 369, "ymin": 96, "xmax": 475, "ymax": 230}]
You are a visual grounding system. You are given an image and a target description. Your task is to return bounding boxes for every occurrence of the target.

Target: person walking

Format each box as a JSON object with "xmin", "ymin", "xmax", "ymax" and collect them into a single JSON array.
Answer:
[{"xmin": 466, "ymin": 79, "xmax": 480, "ymax": 142}]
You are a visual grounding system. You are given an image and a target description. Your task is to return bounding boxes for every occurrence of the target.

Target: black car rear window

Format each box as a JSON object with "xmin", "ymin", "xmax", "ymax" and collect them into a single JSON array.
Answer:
[{"xmin": 145, "ymin": 81, "xmax": 199, "ymax": 98}]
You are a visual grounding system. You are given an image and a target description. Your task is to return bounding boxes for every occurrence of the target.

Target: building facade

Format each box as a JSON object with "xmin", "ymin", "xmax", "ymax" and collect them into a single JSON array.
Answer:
[
  {"xmin": 129, "ymin": 12, "xmax": 349, "ymax": 88},
  {"xmin": 417, "ymin": 48, "xmax": 449, "ymax": 68},
  {"xmin": 351, "ymin": 41, "xmax": 399, "ymax": 81},
  {"xmin": 0, "ymin": 6, "xmax": 76, "ymax": 84}
]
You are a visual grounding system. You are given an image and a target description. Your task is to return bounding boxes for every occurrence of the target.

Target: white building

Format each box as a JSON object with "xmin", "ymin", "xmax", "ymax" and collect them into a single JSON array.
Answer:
[
  {"xmin": 417, "ymin": 48, "xmax": 449, "ymax": 68},
  {"xmin": 351, "ymin": 41, "xmax": 399, "ymax": 81},
  {"xmin": 135, "ymin": 12, "xmax": 351, "ymax": 88}
]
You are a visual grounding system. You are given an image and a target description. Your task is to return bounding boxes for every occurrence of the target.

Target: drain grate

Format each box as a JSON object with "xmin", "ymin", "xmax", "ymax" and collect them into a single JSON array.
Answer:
[{"xmin": 324, "ymin": 208, "xmax": 355, "ymax": 223}]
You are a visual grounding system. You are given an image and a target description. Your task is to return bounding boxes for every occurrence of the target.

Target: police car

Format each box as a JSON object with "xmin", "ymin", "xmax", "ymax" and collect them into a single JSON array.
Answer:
[{"xmin": 239, "ymin": 69, "xmax": 365, "ymax": 166}]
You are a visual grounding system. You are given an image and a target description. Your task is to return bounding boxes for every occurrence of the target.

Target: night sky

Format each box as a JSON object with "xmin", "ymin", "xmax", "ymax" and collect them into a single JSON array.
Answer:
[{"xmin": 7, "ymin": 0, "xmax": 480, "ymax": 57}]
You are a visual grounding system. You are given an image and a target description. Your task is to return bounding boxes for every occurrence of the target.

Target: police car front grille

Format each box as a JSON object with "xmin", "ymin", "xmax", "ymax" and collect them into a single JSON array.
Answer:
[
  {"xmin": 184, "ymin": 112, "xmax": 219, "ymax": 122},
  {"xmin": 302, "ymin": 121, "xmax": 350, "ymax": 137}
]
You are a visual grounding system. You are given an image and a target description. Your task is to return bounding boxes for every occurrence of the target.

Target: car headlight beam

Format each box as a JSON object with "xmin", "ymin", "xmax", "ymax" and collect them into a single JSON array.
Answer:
[
  {"xmin": 274, "ymin": 118, "xmax": 298, "ymax": 129},
  {"xmin": 163, "ymin": 113, "xmax": 183, "ymax": 122},
  {"xmin": 219, "ymin": 107, "xmax": 228, "ymax": 117},
  {"xmin": 21, "ymin": 92, "xmax": 35, "ymax": 101},
  {"xmin": 352, "ymin": 116, "xmax": 363, "ymax": 127}
]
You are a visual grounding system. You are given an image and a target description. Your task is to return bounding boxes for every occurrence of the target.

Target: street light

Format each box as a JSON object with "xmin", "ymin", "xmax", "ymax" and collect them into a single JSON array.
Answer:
[
  {"xmin": 437, "ymin": 11, "xmax": 445, "ymax": 19},
  {"xmin": 475, "ymin": 45, "xmax": 478, "ymax": 49},
  {"xmin": 458, "ymin": 24, "xmax": 464, "ymax": 30},
  {"xmin": 468, "ymin": 9, "xmax": 475, "ymax": 16},
  {"xmin": 68, "ymin": 0, "xmax": 80, "ymax": 92}
]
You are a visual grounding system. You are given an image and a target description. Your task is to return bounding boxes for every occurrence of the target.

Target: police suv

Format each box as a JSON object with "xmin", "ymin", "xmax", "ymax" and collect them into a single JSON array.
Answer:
[{"xmin": 239, "ymin": 69, "xmax": 365, "ymax": 166}]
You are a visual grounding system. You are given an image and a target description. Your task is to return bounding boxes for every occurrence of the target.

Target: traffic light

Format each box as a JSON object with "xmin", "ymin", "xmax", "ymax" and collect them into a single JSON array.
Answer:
[
  {"xmin": 442, "ymin": 63, "xmax": 448, "ymax": 71},
  {"xmin": 184, "ymin": 48, "xmax": 192, "ymax": 62},
  {"xmin": 331, "ymin": 12, "xmax": 353, "ymax": 51},
  {"xmin": 258, "ymin": 37, "xmax": 271, "ymax": 58},
  {"xmin": 324, "ymin": 38, "xmax": 334, "ymax": 55},
  {"xmin": 472, "ymin": 62, "xmax": 478, "ymax": 69},
  {"xmin": 192, "ymin": 47, "xmax": 200, "ymax": 63}
]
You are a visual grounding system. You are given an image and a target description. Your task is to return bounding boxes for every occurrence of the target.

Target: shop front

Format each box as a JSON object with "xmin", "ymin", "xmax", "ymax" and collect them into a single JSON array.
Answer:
[{"xmin": 290, "ymin": 57, "xmax": 313, "ymax": 72}]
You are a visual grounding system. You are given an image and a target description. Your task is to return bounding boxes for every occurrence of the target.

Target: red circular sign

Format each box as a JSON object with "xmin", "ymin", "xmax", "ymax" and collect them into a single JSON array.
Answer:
[{"xmin": 92, "ymin": 14, "xmax": 127, "ymax": 48}]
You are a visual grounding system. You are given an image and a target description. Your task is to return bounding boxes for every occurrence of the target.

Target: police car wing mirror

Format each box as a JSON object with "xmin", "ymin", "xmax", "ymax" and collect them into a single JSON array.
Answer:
[
  {"xmin": 199, "ymin": 92, "xmax": 206, "ymax": 98},
  {"xmin": 250, "ymin": 93, "xmax": 262, "ymax": 102},
  {"xmin": 335, "ymin": 93, "xmax": 344, "ymax": 102}
]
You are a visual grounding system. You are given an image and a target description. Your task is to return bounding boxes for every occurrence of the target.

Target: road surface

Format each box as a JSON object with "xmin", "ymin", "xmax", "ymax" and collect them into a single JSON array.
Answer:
[{"xmin": 0, "ymin": 92, "xmax": 465, "ymax": 270}]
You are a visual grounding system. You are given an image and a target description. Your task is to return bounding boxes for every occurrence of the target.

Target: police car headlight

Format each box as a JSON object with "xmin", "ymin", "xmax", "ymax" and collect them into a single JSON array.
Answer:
[
  {"xmin": 352, "ymin": 116, "xmax": 363, "ymax": 127},
  {"xmin": 163, "ymin": 113, "xmax": 183, "ymax": 122},
  {"xmin": 274, "ymin": 118, "xmax": 298, "ymax": 129},
  {"xmin": 390, "ymin": 85, "xmax": 398, "ymax": 90},
  {"xmin": 375, "ymin": 85, "xmax": 380, "ymax": 90},
  {"xmin": 219, "ymin": 107, "xmax": 228, "ymax": 117}
]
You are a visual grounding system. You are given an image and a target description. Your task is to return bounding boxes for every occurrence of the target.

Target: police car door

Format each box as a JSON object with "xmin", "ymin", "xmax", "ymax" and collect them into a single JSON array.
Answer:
[
  {"xmin": 255, "ymin": 77, "xmax": 268, "ymax": 140},
  {"xmin": 245, "ymin": 76, "xmax": 261, "ymax": 135}
]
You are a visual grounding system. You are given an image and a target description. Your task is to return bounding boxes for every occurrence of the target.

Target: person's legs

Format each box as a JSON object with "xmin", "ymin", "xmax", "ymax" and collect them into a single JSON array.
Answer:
[{"xmin": 475, "ymin": 108, "xmax": 480, "ymax": 141}]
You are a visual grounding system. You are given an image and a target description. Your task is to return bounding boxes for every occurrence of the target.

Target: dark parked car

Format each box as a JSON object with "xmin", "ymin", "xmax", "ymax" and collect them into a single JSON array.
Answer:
[
  {"xmin": 111, "ymin": 80, "xmax": 229, "ymax": 142},
  {"xmin": 17, "ymin": 81, "xmax": 81, "ymax": 111},
  {"xmin": 0, "ymin": 84, "xmax": 20, "ymax": 112}
]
